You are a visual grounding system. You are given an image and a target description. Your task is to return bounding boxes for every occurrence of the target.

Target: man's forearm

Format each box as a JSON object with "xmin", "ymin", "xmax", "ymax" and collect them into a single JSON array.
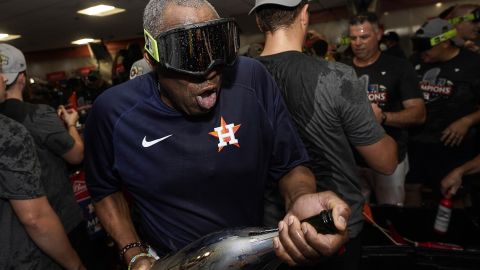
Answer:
[
  {"xmin": 278, "ymin": 165, "xmax": 316, "ymax": 211},
  {"xmin": 13, "ymin": 197, "xmax": 83, "ymax": 270},
  {"xmin": 68, "ymin": 125, "xmax": 84, "ymax": 152},
  {"xmin": 93, "ymin": 192, "xmax": 144, "ymax": 263},
  {"xmin": 461, "ymin": 110, "xmax": 480, "ymax": 128},
  {"xmin": 458, "ymin": 154, "xmax": 480, "ymax": 176},
  {"xmin": 61, "ymin": 125, "xmax": 85, "ymax": 164},
  {"xmin": 384, "ymin": 105, "xmax": 425, "ymax": 128}
]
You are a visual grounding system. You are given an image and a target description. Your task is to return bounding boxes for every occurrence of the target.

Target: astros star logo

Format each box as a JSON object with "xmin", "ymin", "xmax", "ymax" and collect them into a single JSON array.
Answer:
[{"xmin": 209, "ymin": 116, "xmax": 241, "ymax": 152}]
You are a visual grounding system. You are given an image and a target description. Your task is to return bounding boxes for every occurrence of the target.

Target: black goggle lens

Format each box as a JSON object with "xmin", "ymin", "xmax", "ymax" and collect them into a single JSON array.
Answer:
[{"xmin": 154, "ymin": 18, "xmax": 239, "ymax": 76}]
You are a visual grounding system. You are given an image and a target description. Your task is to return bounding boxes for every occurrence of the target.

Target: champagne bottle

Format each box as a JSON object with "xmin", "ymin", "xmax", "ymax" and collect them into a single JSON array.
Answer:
[
  {"xmin": 434, "ymin": 196, "xmax": 452, "ymax": 234},
  {"xmin": 151, "ymin": 210, "xmax": 336, "ymax": 270}
]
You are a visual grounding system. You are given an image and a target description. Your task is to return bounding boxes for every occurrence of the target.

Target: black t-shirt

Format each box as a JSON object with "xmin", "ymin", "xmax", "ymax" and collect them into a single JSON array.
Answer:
[
  {"xmin": 0, "ymin": 99, "xmax": 83, "ymax": 232},
  {"xmin": 411, "ymin": 48, "xmax": 480, "ymax": 144},
  {"xmin": 0, "ymin": 114, "xmax": 62, "ymax": 270},
  {"xmin": 348, "ymin": 53, "xmax": 423, "ymax": 162},
  {"xmin": 258, "ymin": 51, "xmax": 385, "ymax": 238}
]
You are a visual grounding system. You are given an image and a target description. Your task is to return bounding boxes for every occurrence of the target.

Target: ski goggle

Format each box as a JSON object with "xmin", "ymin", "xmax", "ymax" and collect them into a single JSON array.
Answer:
[
  {"xmin": 411, "ymin": 28, "xmax": 457, "ymax": 52},
  {"xmin": 449, "ymin": 8, "xmax": 480, "ymax": 25},
  {"xmin": 144, "ymin": 18, "xmax": 240, "ymax": 77}
]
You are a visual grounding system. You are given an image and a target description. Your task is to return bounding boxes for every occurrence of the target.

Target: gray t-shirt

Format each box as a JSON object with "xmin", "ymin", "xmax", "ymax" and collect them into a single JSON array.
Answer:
[
  {"xmin": 0, "ymin": 114, "xmax": 62, "ymax": 270},
  {"xmin": 258, "ymin": 52, "xmax": 385, "ymax": 238},
  {"xmin": 0, "ymin": 99, "xmax": 83, "ymax": 232}
]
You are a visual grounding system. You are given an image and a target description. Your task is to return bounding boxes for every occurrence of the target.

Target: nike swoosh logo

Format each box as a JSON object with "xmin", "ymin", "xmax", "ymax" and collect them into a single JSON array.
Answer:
[{"xmin": 142, "ymin": 135, "xmax": 173, "ymax": 148}]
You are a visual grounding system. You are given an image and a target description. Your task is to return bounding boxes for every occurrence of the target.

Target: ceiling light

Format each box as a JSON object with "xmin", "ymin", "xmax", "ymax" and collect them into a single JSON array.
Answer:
[
  {"xmin": 436, "ymin": 2, "xmax": 443, "ymax": 8},
  {"xmin": 0, "ymin": 33, "xmax": 21, "ymax": 41},
  {"xmin": 77, "ymin": 4, "xmax": 125, "ymax": 17},
  {"xmin": 71, "ymin": 38, "xmax": 100, "ymax": 45},
  {"xmin": 384, "ymin": 12, "xmax": 389, "ymax": 16}
]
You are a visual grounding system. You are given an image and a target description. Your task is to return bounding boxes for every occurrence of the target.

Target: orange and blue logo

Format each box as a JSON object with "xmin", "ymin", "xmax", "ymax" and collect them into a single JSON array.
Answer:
[{"xmin": 209, "ymin": 116, "xmax": 241, "ymax": 152}]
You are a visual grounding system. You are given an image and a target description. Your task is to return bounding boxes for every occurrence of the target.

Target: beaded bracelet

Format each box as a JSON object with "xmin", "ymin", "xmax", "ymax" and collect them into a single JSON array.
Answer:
[
  {"xmin": 119, "ymin": 241, "xmax": 148, "ymax": 259},
  {"xmin": 128, "ymin": 253, "xmax": 154, "ymax": 270}
]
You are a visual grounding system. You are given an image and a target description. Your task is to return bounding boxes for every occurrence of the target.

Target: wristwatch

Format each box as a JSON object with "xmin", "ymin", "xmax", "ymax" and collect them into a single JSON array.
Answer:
[{"xmin": 381, "ymin": 112, "xmax": 387, "ymax": 125}]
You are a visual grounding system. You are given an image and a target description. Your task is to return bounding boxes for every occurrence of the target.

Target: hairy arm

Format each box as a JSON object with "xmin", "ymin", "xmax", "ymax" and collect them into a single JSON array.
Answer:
[
  {"xmin": 278, "ymin": 165, "xmax": 316, "ymax": 210},
  {"xmin": 11, "ymin": 196, "xmax": 84, "ymax": 270},
  {"xmin": 383, "ymin": 98, "xmax": 426, "ymax": 128}
]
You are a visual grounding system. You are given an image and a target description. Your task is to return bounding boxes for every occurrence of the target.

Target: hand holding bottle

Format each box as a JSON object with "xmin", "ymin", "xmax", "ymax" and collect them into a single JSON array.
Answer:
[
  {"xmin": 441, "ymin": 168, "xmax": 464, "ymax": 199},
  {"xmin": 57, "ymin": 105, "xmax": 79, "ymax": 128},
  {"xmin": 275, "ymin": 191, "xmax": 350, "ymax": 266}
]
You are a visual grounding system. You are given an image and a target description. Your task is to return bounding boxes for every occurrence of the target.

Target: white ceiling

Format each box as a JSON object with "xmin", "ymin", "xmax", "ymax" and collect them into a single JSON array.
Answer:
[{"xmin": 0, "ymin": 0, "xmax": 348, "ymax": 52}]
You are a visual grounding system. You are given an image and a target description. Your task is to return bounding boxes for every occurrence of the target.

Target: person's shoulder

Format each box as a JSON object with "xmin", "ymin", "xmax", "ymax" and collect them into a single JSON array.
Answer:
[
  {"xmin": 380, "ymin": 53, "xmax": 417, "ymax": 75},
  {"xmin": 223, "ymin": 56, "xmax": 273, "ymax": 88},
  {"xmin": 31, "ymin": 103, "xmax": 55, "ymax": 115},
  {"xmin": 381, "ymin": 52, "xmax": 411, "ymax": 66},
  {"xmin": 319, "ymin": 61, "xmax": 369, "ymax": 104},
  {"xmin": 93, "ymin": 72, "xmax": 156, "ymax": 111},
  {"xmin": 258, "ymin": 51, "xmax": 327, "ymax": 69},
  {"xmin": 232, "ymin": 55, "xmax": 269, "ymax": 74},
  {"xmin": 0, "ymin": 114, "xmax": 30, "ymax": 146},
  {"xmin": 320, "ymin": 60, "xmax": 358, "ymax": 80}
]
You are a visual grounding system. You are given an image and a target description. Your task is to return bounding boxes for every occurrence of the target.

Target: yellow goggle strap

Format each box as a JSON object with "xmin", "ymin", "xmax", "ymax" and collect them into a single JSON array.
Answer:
[
  {"xmin": 449, "ymin": 13, "xmax": 476, "ymax": 26},
  {"xmin": 144, "ymin": 29, "xmax": 160, "ymax": 62},
  {"xmin": 340, "ymin": 36, "xmax": 351, "ymax": 46},
  {"xmin": 430, "ymin": 28, "xmax": 457, "ymax": 47}
]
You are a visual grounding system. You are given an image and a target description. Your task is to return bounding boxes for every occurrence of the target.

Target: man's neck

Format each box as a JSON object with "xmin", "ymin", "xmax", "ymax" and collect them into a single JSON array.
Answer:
[
  {"xmin": 260, "ymin": 28, "xmax": 304, "ymax": 56},
  {"xmin": 5, "ymin": 87, "xmax": 23, "ymax": 101},
  {"xmin": 353, "ymin": 50, "xmax": 381, "ymax": 67}
]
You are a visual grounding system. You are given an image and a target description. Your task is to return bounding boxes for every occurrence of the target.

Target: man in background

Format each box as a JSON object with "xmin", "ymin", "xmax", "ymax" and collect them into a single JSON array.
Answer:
[
  {"xmin": 252, "ymin": 1, "xmax": 397, "ymax": 269},
  {"xmin": 445, "ymin": 4, "xmax": 480, "ymax": 53},
  {"xmin": 382, "ymin": 31, "xmax": 407, "ymax": 59},
  {"xmin": 0, "ymin": 43, "xmax": 99, "ymax": 268},
  {"xmin": 408, "ymin": 18, "xmax": 480, "ymax": 201},
  {"xmin": 0, "ymin": 70, "xmax": 85, "ymax": 270},
  {"xmin": 348, "ymin": 12, "xmax": 425, "ymax": 206}
]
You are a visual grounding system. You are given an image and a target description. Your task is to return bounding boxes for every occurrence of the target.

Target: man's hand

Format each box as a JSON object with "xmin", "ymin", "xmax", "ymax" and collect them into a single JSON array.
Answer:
[
  {"xmin": 441, "ymin": 117, "xmax": 473, "ymax": 147},
  {"xmin": 274, "ymin": 191, "xmax": 350, "ymax": 266},
  {"xmin": 465, "ymin": 40, "xmax": 480, "ymax": 53},
  {"xmin": 58, "ymin": 105, "xmax": 79, "ymax": 127},
  {"xmin": 371, "ymin": 103, "xmax": 383, "ymax": 123},
  {"xmin": 441, "ymin": 168, "xmax": 464, "ymax": 199}
]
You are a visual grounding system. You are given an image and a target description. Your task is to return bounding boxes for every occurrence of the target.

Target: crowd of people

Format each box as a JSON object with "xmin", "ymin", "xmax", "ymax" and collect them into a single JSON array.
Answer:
[{"xmin": 1, "ymin": 0, "xmax": 479, "ymax": 269}]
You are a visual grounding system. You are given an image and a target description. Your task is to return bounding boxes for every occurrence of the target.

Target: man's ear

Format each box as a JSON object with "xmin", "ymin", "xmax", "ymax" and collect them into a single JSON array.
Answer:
[
  {"xmin": 255, "ymin": 15, "xmax": 264, "ymax": 33},
  {"xmin": 300, "ymin": 4, "xmax": 310, "ymax": 27},
  {"xmin": 376, "ymin": 28, "xmax": 384, "ymax": 42},
  {"xmin": 17, "ymin": 72, "xmax": 27, "ymax": 86},
  {"xmin": 144, "ymin": 52, "xmax": 155, "ymax": 67}
]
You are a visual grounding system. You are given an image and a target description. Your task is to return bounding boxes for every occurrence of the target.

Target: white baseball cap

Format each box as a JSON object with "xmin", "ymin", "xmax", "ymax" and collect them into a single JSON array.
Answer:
[{"xmin": 0, "ymin": 43, "xmax": 26, "ymax": 85}]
